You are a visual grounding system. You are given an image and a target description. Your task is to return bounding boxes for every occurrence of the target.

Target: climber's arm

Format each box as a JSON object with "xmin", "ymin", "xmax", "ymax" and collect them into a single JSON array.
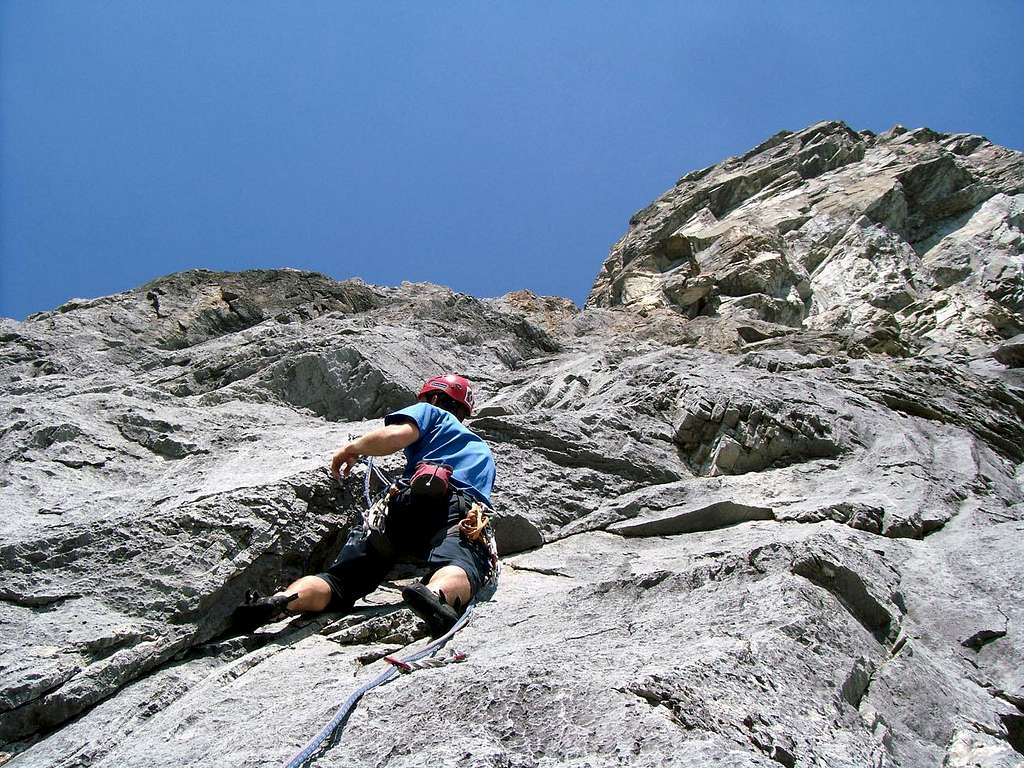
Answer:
[{"xmin": 330, "ymin": 423, "xmax": 420, "ymax": 479}]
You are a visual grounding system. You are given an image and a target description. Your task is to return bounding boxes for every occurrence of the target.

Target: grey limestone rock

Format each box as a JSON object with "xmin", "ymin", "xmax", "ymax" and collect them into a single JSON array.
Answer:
[
  {"xmin": 994, "ymin": 333, "xmax": 1024, "ymax": 367},
  {"xmin": 3, "ymin": 123, "xmax": 1024, "ymax": 767},
  {"xmin": 588, "ymin": 121, "xmax": 1024, "ymax": 363}
]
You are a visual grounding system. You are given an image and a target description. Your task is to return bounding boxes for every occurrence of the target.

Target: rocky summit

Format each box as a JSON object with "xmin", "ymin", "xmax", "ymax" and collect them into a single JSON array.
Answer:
[{"xmin": 2, "ymin": 120, "xmax": 1023, "ymax": 768}]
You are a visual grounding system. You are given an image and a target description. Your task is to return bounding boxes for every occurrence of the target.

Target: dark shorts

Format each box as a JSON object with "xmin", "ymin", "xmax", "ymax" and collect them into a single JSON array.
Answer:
[{"xmin": 316, "ymin": 485, "xmax": 491, "ymax": 611}]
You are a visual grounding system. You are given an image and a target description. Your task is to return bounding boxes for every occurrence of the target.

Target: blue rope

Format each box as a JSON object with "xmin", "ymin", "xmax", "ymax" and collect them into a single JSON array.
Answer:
[{"xmin": 283, "ymin": 601, "xmax": 476, "ymax": 768}]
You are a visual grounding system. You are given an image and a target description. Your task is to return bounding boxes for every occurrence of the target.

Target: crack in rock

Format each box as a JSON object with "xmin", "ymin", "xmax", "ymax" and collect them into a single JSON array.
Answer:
[
  {"xmin": 608, "ymin": 500, "xmax": 775, "ymax": 537},
  {"xmin": 961, "ymin": 628, "xmax": 1008, "ymax": 652},
  {"xmin": 790, "ymin": 544, "xmax": 903, "ymax": 646}
]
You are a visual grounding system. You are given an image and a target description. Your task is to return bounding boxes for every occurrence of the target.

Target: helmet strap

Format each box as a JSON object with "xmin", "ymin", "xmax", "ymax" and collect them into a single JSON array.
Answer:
[{"xmin": 424, "ymin": 391, "xmax": 467, "ymax": 421}]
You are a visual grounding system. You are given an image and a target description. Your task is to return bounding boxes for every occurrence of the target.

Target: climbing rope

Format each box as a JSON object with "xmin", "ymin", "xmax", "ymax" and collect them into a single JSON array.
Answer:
[
  {"xmin": 282, "ymin": 601, "xmax": 477, "ymax": 768},
  {"xmin": 362, "ymin": 456, "xmax": 393, "ymax": 509}
]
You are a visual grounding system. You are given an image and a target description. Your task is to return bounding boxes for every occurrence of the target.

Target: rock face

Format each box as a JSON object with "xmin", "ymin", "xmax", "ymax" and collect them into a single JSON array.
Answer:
[
  {"xmin": 588, "ymin": 121, "xmax": 1024, "ymax": 363},
  {"xmin": 2, "ymin": 122, "xmax": 1023, "ymax": 768}
]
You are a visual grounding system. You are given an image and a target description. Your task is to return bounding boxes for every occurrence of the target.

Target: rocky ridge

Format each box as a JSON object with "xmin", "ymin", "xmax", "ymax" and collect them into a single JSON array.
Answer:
[
  {"xmin": 1, "ymin": 121, "xmax": 1023, "ymax": 767},
  {"xmin": 589, "ymin": 121, "xmax": 1024, "ymax": 362}
]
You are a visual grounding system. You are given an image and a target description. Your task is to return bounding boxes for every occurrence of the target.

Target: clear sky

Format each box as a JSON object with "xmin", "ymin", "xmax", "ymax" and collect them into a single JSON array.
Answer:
[{"xmin": 2, "ymin": 2, "xmax": 1022, "ymax": 320}]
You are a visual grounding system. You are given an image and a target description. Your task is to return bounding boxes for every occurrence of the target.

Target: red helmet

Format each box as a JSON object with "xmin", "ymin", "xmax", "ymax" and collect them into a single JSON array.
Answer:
[{"xmin": 418, "ymin": 374, "xmax": 474, "ymax": 417}]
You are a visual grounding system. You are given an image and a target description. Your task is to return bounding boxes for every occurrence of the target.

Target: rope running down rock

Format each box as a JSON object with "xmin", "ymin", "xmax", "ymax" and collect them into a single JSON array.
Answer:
[
  {"xmin": 282, "ymin": 602, "xmax": 476, "ymax": 768},
  {"xmin": 284, "ymin": 458, "xmax": 477, "ymax": 767}
]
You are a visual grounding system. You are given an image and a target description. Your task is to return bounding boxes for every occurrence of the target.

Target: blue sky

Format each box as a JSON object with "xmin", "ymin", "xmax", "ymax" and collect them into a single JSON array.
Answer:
[{"xmin": 2, "ymin": 1, "xmax": 1022, "ymax": 320}]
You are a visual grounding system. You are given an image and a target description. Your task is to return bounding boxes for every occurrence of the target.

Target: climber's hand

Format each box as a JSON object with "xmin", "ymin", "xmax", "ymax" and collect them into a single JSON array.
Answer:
[{"xmin": 330, "ymin": 444, "xmax": 360, "ymax": 480}]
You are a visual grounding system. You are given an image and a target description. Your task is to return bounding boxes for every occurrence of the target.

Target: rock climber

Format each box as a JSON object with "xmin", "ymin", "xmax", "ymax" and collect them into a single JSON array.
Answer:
[{"xmin": 231, "ymin": 374, "xmax": 497, "ymax": 637}]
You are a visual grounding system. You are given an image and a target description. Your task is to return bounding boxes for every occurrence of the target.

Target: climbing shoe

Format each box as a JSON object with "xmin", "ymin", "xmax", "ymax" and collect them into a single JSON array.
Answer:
[
  {"xmin": 229, "ymin": 590, "xmax": 299, "ymax": 632},
  {"xmin": 401, "ymin": 583, "xmax": 460, "ymax": 639}
]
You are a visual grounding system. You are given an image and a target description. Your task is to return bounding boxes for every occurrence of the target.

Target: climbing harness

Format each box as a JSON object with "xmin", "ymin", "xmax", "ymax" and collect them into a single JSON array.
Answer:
[
  {"xmin": 282, "ymin": 601, "xmax": 477, "ymax": 768},
  {"xmin": 362, "ymin": 458, "xmax": 501, "ymax": 585}
]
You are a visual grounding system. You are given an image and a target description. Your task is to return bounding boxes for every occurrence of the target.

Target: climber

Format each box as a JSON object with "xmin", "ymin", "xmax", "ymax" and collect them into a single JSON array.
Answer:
[{"xmin": 231, "ymin": 374, "xmax": 496, "ymax": 638}]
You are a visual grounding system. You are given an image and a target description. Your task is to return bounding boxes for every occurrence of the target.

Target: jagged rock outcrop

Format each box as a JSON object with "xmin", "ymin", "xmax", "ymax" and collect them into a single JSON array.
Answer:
[
  {"xmin": 2, "ymin": 122, "xmax": 1023, "ymax": 768},
  {"xmin": 588, "ymin": 121, "xmax": 1024, "ymax": 363}
]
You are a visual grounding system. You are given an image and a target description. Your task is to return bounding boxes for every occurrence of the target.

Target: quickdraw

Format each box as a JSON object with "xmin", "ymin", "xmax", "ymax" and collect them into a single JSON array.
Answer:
[
  {"xmin": 462, "ymin": 501, "xmax": 501, "ymax": 585},
  {"xmin": 362, "ymin": 481, "xmax": 399, "ymax": 541},
  {"xmin": 459, "ymin": 502, "xmax": 489, "ymax": 540},
  {"xmin": 383, "ymin": 650, "xmax": 467, "ymax": 673}
]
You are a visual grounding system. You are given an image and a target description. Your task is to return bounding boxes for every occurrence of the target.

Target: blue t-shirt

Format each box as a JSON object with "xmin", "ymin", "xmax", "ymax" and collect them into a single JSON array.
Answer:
[{"xmin": 384, "ymin": 402, "xmax": 496, "ymax": 506}]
